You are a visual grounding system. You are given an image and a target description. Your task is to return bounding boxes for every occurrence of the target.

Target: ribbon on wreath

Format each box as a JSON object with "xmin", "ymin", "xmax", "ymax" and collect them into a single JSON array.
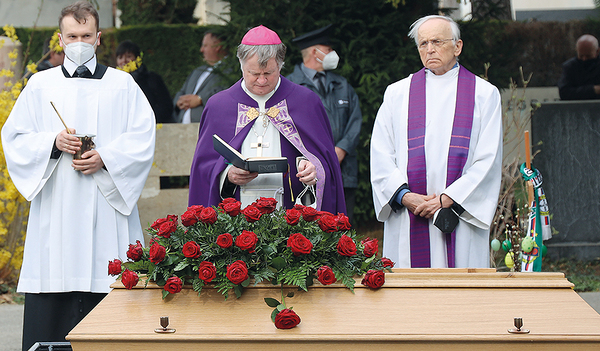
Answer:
[{"xmin": 519, "ymin": 164, "xmax": 552, "ymax": 272}]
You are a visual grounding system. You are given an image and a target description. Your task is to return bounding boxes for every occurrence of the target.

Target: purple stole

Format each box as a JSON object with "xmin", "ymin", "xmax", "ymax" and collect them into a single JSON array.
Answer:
[
  {"xmin": 407, "ymin": 66, "xmax": 476, "ymax": 268},
  {"xmin": 236, "ymin": 100, "xmax": 326, "ymax": 210}
]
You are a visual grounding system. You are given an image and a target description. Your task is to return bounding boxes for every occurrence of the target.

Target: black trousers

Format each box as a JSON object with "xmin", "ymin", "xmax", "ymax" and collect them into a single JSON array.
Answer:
[
  {"xmin": 344, "ymin": 187, "xmax": 356, "ymax": 227},
  {"xmin": 22, "ymin": 292, "xmax": 106, "ymax": 351}
]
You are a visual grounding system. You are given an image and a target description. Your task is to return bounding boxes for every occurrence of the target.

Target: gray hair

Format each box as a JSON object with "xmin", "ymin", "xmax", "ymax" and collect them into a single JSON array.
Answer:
[
  {"xmin": 237, "ymin": 43, "xmax": 286, "ymax": 70},
  {"xmin": 408, "ymin": 15, "xmax": 461, "ymax": 47}
]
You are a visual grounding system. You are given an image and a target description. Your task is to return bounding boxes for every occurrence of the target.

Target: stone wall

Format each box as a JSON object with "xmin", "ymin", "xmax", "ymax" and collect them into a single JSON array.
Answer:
[
  {"xmin": 137, "ymin": 123, "xmax": 198, "ymax": 233},
  {"xmin": 532, "ymin": 101, "xmax": 600, "ymax": 260}
]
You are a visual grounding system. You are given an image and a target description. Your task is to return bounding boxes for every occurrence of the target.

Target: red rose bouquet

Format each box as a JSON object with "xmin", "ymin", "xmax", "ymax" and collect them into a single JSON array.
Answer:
[{"xmin": 108, "ymin": 197, "xmax": 394, "ymax": 328}]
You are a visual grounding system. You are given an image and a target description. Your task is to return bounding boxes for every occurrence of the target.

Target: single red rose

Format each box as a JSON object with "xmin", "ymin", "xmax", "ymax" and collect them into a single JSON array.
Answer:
[
  {"xmin": 149, "ymin": 237, "xmax": 160, "ymax": 246},
  {"xmin": 182, "ymin": 241, "xmax": 202, "ymax": 258},
  {"xmin": 274, "ymin": 309, "xmax": 301, "ymax": 329},
  {"xmin": 108, "ymin": 259, "xmax": 122, "ymax": 276},
  {"xmin": 361, "ymin": 269, "xmax": 385, "ymax": 289},
  {"xmin": 235, "ymin": 230, "xmax": 258, "ymax": 253},
  {"xmin": 198, "ymin": 261, "xmax": 217, "ymax": 283},
  {"xmin": 164, "ymin": 276, "xmax": 183, "ymax": 294},
  {"xmin": 121, "ymin": 269, "xmax": 139, "ymax": 289},
  {"xmin": 337, "ymin": 213, "xmax": 352, "ymax": 231},
  {"xmin": 287, "ymin": 233, "xmax": 313, "ymax": 256},
  {"xmin": 362, "ymin": 237, "xmax": 379, "ymax": 258},
  {"xmin": 216, "ymin": 233, "xmax": 234, "ymax": 248},
  {"xmin": 149, "ymin": 242, "xmax": 167, "ymax": 264},
  {"xmin": 242, "ymin": 205, "xmax": 262, "ymax": 223},
  {"xmin": 293, "ymin": 204, "xmax": 306, "ymax": 211},
  {"xmin": 199, "ymin": 207, "xmax": 218, "ymax": 224},
  {"xmin": 126, "ymin": 240, "xmax": 144, "ymax": 261},
  {"xmin": 285, "ymin": 208, "xmax": 301, "ymax": 226},
  {"xmin": 317, "ymin": 265, "xmax": 337, "ymax": 285},
  {"xmin": 158, "ymin": 220, "xmax": 177, "ymax": 238},
  {"xmin": 336, "ymin": 234, "xmax": 357, "ymax": 257},
  {"xmin": 318, "ymin": 210, "xmax": 332, "ymax": 218},
  {"xmin": 219, "ymin": 197, "xmax": 237, "ymax": 206},
  {"xmin": 188, "ymin": 205, "xmax": 204, "ymax": 216},
  {"xmin": 318, "ymin": 213, "xmax": 339, "ymax": 233},
  {"xmin": 181, "ymin": 209, "xmax": 198, "ymax": 226},
  {"xmin": 222, "ymin": 201, "xmax": 241, "ymax": 217},
  {"xmin": 381, "ymin": 257, "xmax": 395, "ymax": 268},
  {"xmin": 150, "ymin": 217, "xmax": 168, "ymax": 231},
  {"xmin": 253, "ymin": 197, "xmax": 277, "ymax": 214},
  {"xmin": 226, "ymin": 260, "xmax": 248, "ymax": 285},
  {"xmin": 301, "ymin": 206, "xmax": 319, "ymax": 221}
]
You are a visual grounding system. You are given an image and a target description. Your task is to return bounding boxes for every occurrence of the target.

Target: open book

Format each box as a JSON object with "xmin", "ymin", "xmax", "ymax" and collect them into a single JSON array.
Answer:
[{"xmin": 212, "ymin": 134, "xmax": 288, "ymax": 173}]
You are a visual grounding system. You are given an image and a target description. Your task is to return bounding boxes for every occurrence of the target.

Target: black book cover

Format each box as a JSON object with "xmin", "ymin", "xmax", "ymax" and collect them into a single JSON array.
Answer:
[{"xmin": 212, "ymin": 134, "xmax": 288, "ymax": 173}]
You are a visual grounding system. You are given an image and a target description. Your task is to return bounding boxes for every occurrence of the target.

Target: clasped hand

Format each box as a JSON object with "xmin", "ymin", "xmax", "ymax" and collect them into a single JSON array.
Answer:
[
  {"xmin": 176, "ymin": 94, "xmax": 201, "ymax": 111},
  {"xmin": 402, "ymin": 193, "xmax": 454, "ymax": 219},
  {"xmin": 56, "ymin": 129, "xmax": 104, "ymax": 175}
]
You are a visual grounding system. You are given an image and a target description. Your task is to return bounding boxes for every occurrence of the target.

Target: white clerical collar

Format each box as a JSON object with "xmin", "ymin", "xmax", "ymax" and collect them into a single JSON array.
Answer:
[
  {"xmin": 241, "ymin": 76, "xmax": 281, "ymax": 108},
  {"xmin": 63, "ymin": 55, "xmax": 97, "ymax": 76},
  {"xmin": 425, "ymin": 62, "xmax": 459, "ymax": 78}
]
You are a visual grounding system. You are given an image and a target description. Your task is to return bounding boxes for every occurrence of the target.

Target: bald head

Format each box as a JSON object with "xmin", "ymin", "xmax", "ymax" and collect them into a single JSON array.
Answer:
[{"xmin": 576, "ymin": 34, "xmax": 599, "ymax": 61}]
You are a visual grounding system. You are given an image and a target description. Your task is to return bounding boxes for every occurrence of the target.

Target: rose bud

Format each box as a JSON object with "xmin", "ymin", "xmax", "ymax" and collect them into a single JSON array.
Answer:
[
  {"xmin": 108, "ymin": 259, "xmax": 122, "ymax": 276},
  {"xmin": 274, "ymin": 309, "xmax": 301, "ymax": 329}
]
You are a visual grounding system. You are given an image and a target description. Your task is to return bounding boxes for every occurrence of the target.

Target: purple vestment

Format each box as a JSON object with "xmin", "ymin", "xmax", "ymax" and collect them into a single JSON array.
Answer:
[
  {"xmin": 188, "ymin": 76, "xmax": 346, "ymax": 214},
  {"xmin": 407, "ymin": 67, "xmax": 476, "ymax": 268}
]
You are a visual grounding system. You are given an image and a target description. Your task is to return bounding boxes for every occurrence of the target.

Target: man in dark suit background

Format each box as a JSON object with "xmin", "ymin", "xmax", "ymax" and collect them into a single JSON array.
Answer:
[
  {"xmin": 173, "ymin": 31, "xmax": 228, "ymax": 123},
  {"xmin": 558, "ymin": 34, "xmax": 600, "ymax": 100}
]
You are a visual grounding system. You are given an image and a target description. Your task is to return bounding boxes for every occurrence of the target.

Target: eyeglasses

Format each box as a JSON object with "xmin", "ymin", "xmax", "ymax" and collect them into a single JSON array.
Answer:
[{"xmin": 418, "ymin": 39, "xmax": 454, "ymax": 50}]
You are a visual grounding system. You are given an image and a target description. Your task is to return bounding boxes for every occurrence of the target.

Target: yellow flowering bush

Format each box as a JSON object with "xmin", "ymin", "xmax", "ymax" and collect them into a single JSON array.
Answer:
[
  {"xmin": 0, "ymin": 25, "xmax": 29, "ymax": 284},
  {"xmin": 48, "ymin": 30, "xmax": 63, "ymax": 53},
  {"xmin": 117, "ymin": 54, "xmax": 143, "ymax": 73}
]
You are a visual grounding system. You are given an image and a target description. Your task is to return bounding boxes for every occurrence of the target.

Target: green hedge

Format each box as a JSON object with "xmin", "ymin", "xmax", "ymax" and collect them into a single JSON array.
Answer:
[{"xmin": 14, "ymin": 5, "xmax": 600, "ymax": 226}]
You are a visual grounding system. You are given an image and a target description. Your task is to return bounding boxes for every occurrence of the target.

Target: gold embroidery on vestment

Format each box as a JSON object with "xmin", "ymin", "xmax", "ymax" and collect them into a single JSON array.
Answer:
[
  {"xmin": 267, "ymin": 107, "xmax": 280, "ymax": 118},
  {"xmin": 246, "ymin": 108, "xmax": 259, "ymax": 120}
]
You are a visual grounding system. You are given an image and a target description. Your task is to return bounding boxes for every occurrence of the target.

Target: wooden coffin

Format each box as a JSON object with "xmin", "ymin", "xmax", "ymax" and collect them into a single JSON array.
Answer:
[{"xmin": 67, "ymin": 269, "xmax": 600, "ymax": 350}]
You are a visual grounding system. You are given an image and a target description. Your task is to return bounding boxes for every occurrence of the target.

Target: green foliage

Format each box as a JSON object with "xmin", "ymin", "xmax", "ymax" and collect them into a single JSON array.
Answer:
[
  {"xmin": 543, "ymin": 258, "xmax": 600, "ymax": 292},
  {"xmin": 118, "ymin": 0, "xmax": 198, "ymax": 25}
]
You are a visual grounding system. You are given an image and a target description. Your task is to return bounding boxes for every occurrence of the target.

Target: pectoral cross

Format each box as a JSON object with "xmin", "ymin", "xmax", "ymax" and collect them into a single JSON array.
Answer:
[{"xmin": 250, "ymin": 135, "xmax": 270, "ymax": 157}]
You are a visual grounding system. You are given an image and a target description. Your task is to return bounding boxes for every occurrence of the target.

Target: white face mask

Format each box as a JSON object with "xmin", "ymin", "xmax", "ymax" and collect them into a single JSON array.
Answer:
[
  {"xmin": 316, "ymin": 48, "xmax": 339, "ymax": 71},
  {"xmin": 63, "ymin": 34, "xmax": 98, "ymax": 66}
]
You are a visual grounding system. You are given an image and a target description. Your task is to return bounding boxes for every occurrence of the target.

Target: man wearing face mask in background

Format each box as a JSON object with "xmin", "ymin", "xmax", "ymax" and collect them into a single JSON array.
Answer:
[
  {"xmin": 287, "ymin": 24, "xmax": 362, "ymax": 225},
  {"xmin": 1, "ymin": 2, "xmax": 155, "ymax": 349},
  {"xmin": 558, "ymin": 34, "xmax": 600, "ymax": 100}
]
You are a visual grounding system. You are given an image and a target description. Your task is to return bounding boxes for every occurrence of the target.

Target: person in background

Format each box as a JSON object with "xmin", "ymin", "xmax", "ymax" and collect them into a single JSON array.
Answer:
[
  {"xmin": 37, "ymin": 36, "xmax": 65, "ymax": 71},
  {"xmin": 287, "ymin": 24, "xmax": 362, "ymax": 225},
  {"xmin": 116, "ymin": 40, "xmax": 174, "ymax": 123},
  {"xmin": 558, "ymin": 34, "xmax": 600, "ymax": 100},
  {"xmin": 1, "ymin": 2, "xmax": 155, "ymax": 349},
  {"xmin": 173, "ymin": 30, "xmax": 228, "ymax": 123},
  {"xmin": 370, "ymin": 15, "xmax": 502, "ymax": 269},
  {"xmin": 188, "ymin": 25, "xmax": 345, "ymax": 214}
]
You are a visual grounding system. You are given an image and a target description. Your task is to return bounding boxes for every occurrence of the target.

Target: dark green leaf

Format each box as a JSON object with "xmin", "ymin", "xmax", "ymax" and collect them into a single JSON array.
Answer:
[
  {"xmin": 264, "ymin": 297, "xmax": 281, "ymax": 307},
  {"xmin": 234, "ymin": 285, "xmax": 243, "ymax": 298},
  {"xmin": 270, "ymin": 256, "xmax": 286, "ymax": 270},
  {"xmin": 271, "ymin": 308, "xmax": 278, "ymax": 323}
]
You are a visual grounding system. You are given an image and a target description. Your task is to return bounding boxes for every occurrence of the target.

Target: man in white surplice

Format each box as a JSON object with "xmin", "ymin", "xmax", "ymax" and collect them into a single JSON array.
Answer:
[
  {"xmin": 370, "ymin": 15, "xmax": 502, "ymax": 268},
  {"xmin": 1, "ymin": 2, "xmax": 155, "ymax": 349}
]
